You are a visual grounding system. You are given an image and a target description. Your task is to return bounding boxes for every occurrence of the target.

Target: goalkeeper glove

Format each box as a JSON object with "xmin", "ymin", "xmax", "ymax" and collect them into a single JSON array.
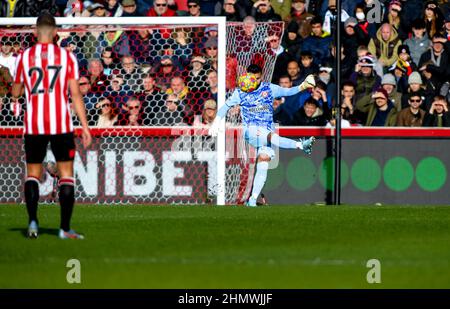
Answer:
[{"xmin": 298, "ymin": 75, "xmax": 316, "ymax": 92}]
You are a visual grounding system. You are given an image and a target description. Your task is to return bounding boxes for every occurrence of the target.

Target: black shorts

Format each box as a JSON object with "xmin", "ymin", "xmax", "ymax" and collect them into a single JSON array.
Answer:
[{"xmin": 24, "ymin": 133, "xmax": 76, "ymax": 164}]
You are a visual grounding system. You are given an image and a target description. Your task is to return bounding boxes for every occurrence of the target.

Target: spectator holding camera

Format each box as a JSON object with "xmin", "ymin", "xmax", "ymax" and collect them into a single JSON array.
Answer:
[{"xmin": 423, "ymin": 96, "xmax": 450, "ymax": 127}]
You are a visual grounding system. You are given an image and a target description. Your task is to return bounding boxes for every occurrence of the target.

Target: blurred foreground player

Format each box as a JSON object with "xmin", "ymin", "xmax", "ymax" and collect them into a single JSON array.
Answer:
[{"xmin": 12, "ymin": 12, "xmax": 92, "ymax": 239}]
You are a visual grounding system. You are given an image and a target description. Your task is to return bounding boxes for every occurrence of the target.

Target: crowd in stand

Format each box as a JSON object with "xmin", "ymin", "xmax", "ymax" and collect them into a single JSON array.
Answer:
[{"xmin": 1, "ymin": 0, "xmax": 450, "ymax": 128}]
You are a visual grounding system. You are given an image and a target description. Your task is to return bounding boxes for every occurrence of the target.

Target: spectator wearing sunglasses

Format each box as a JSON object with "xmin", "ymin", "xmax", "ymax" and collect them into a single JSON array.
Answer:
[
  {"xmin": 147, "ymin": 0, "xmax": 177, "ymax": 16},
  {"xmin": 117, "ymin": 96, "xmax": 143, "ymax": 126},
  {"xmin": 153, "ymin": 94, "xmax": 186, "ymax": 126},
  {"xmin": 396, "ymin": 93, "xmax": 425, "ymax": 127},
  {"xmin": 185, "ymin": 0, "xmax": 203, "ymax": 17},
  {"xmin": 96, "ymin": 98, "xmax": 119, "ymax": 127}
]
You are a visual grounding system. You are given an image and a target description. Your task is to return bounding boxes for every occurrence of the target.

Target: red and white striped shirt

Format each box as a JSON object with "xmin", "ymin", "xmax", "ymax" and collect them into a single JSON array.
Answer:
[{"xmin": 14, "ymin": 43, "xmax": 79, "ymax": 135}]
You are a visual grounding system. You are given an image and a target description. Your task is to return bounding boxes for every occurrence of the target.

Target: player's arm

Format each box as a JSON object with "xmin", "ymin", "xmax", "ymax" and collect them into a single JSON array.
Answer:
[
  {"xmin": 216, "ymin": 89, "xmax": 240, "ymax": 118},
  {"xmin": 270, "ymin": 75, "xmax": 316, "ymax": 98},
  {"xmin": 68, "ymin": 78, "xmax": 92, "ymax": 148},
  {"xmin": 209, "ymin": 89, "xmax": 240, "ymax": 135}
]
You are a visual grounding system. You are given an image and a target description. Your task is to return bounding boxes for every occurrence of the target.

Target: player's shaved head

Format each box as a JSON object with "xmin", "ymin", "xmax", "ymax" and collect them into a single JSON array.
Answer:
[
  {"xmin": 36, "ymin": 12, "xmax": 56, "ymax": 29},
  {"xmin": 36, "ymin": 12, "xmax": 57, "ymax": 42}
]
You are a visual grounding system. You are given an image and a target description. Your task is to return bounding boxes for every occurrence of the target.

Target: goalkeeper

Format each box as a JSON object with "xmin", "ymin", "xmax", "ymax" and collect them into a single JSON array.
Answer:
[{"xmin": 211, "ymin": 64, "xmax": 316, "ymax": 206}]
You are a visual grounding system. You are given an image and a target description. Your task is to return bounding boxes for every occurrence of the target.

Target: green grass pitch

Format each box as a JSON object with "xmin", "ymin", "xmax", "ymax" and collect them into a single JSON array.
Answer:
[{"xmin": 0, "ymin": 204, "xmax": 449, "ymax": 288}]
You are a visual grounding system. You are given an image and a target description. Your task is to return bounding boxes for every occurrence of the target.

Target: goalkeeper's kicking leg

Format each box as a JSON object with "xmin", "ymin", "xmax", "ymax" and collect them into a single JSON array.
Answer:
[{"xmin": 246, "ymin": 132, "xmax": 315, "ymax": 207}]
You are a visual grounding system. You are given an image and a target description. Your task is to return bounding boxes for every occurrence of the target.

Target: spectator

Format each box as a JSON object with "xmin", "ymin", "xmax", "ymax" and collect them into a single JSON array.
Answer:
[
  {"xmin": 396, "ymin": 93, "xmax": 425, "ymax": 127},
  {"xmin": 286, "ymin": 60, "xmax": 303, "ymax": 86},
  {"xmin": 171, "ymin": 29, "xmax": 195, "ymax": 68},
  {"xmin": 152, "ymin": 56, "xmax": 181, "ymax": 91},
  {"xmin": 423, "ymin": 95, "xmax": 450, "ymax": 127},
  {"xmin": 273, "ymin": 75, "xmax": 294, "ymax": 125},
  {"xmin": 187, "ymin": 55, "xmax": 209, "ymax": 92},
  {"xmin": 291, "ymin": 97, "xmax": 327, "ymax": 126},
  {"xmin": 88, "ymin": 2, "xmax": 108, "ymax": 17},
  {"xmin": 326, "ymin": 105, "xmax": 352, "ymax": 128},
  {"xmin": 384, "ymin": 0, "xmax": 405, "ymax": 39},
  {"xmin": 192, "ymin": 99, "xmax": 217, "ymax": 127},
  {"xmin": 339, "ymin": 80, "xmax": 365, "ymax": 125},
  {"xmin": 268, "ymin": 35, "xmax": 292, "ymax": 83},
  {"xmin": 220, "ymin": 0, "xmax": 245, "ymax": 21},
  {"xmin": 119, "ymin": 55, "xmax": 142, "ymax": 91},
  {"xmin": 322, "ymin": 0, "xmax": 350, "ymax": 36},
  {"xmin": 187, "ymin": 0, "xmax": 203, "ymax": 17},
  {"xmin": 205, "ymin": 70, "xmax": 218, "ymax": 101},
  {"xmin": 25, "ymin": 0, "xmax": 57, "ymax": 17},
  {"xmin": 420, "ymin": 62, "xmax": 444, "ymax": 102},
  {"xmin": 147, "ymin": 0, "xmax": 177, "ymax": 16},
  {"xmin": 389, "ymin": 45, "xmax": 416, "ymax": 77},
  {"xmin": 153, "ymin": 94, "xmax": 186, "ymax": 126},
  {"xmin": 282, "ymin": 21, "xmax": 302, "ymax": 60},
  {"xmin": 0, "ymin": 37, "xmax": 17, "ymax": 77},
  {"xmin": 381, "ymin": 73, "xmax": 402, "ymax": 111},
  {"xmin": 418, "ymin": 34, "xmax": 450, "ymax": 81},
  {"xmin": 204, "ymin": 36, "xmax": 218, "ymax": 67},
  {"xmin": 117, "ymin": 96, "xmax": 143, "ymax": 126},
  {"xmin": 95, "ymin": 98, "xmax": 119, "ymax": 127},
  {"xmin": 302, "ymin": 16, "xmax": 333, "ymax": 65},
  {"xmin": 121, "ymin": 0, "xmax": 139, "ymax": 16},
  {"xmin": 342, "ymin": 17, "xmax": 360, "ymax": 60},
  {"xmin": 100, "ymin": 47, "xmax": 116, "ymax": 76},
  {"xmin": 97, "ymin": 26, "xmax": 131, "ymax": 59},
  {"xmin": 86, "ymin": 58, "xmax": 109, "ymax": 94},
  {"xmin": 103, "ymin": 73, "xmax": 133, "ymax": 107},
  {"xmin": 270, "ymin": 0, "xmax": 291, "ymax": 21},
  {"xmin": 286, "ymin": 0, "xmax": 314, "ymax": 39},
  {"xmin": 424, "ymin": 1, "xmax": 444, "ymax": 39},
  {"xmin": 166, "ymin": 76, "xmax": 189, "ymax": 101},
  {"xmin": 444, "ymin": 13, "xmax": 450, "ymax": 52},
  {"xmin": 105, "ymin": 0, "xmax": 123, "ymax": 17},
  {"xmin": 278, "ymin": 80, "xmax": 331, "ymax": 125},
  {"xmin": 400, "ymin": 71, "xmax": 430, "ymax": 109},
  {"xmin": 368, "ymin": 23, "xmax": 402, "ymax": 69},
  {"xmin": 78, "ymin": 75, "xmax": 100, "ymax": 113},
  {"xmin": 354, "ymin": 2, "xmax": 377, "ymax": 44},
  {"xmin": 350, "ymin": 55, "xmax": 382, "ymax": 102},
  {"xmin": 129, "ymin": 29, "xmax": 154, "ymax": 65},
  {"xmin": 404, "ymin": 19, "xmax": 431, "ymax": 67},
  {"xmin": 135, "ymin": 74, "xmax": 165, "ymax": 124},
  {"xmin": 251, "ymin": 0, "xmax": 282, "ymax": 22},
  {"xmin": 356, "ymin": 87, "xmax": 398, "ymax": 126},
  {"xmin": 0, "ymin": 0, "xmax": 26, "ymax": 17},
  {"xmin": 299, "ymin": 51, "xmax": 319, "ymax": 82}
]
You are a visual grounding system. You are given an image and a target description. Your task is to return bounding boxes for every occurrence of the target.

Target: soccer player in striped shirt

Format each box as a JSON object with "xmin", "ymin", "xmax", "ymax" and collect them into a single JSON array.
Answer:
[{"xmin": 12, "ymin": 12, "xmax": 92, "ymax": 239}]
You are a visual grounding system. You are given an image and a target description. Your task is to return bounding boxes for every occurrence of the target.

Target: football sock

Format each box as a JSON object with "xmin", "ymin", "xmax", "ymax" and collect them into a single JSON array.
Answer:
[
  {"xmin": 59, "ymin": 177, "xmax": 75, "ymax": 232},
  {"xmin": 24, "ymin": 177, "xmax": 40, "ymax": 224},
  {"xmin": 250, "ymin": 161, "xmax": 269, "ymax": 200},
  {"xmin": 270, "ymin": 133, "xmax": 299, "ymax": 149}
]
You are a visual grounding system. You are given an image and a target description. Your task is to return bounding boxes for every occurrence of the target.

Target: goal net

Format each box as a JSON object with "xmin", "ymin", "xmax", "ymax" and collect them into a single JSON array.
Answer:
[{"xmin": 0, "ymin": 17, "xmax": 283, "ymax": 205}]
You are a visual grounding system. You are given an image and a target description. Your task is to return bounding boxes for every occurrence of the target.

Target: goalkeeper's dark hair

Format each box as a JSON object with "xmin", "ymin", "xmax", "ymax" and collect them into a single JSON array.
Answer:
[
  {"xmin": 247, "ymin": 64, "xmax": 262, "ymax": 74},
  {"xmin": 36, "ymin": 11, "xmax": 56, "ymax": 29}
]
